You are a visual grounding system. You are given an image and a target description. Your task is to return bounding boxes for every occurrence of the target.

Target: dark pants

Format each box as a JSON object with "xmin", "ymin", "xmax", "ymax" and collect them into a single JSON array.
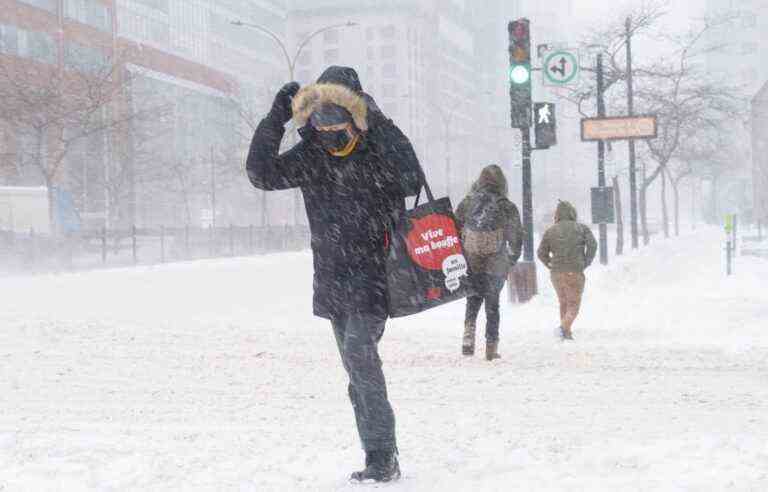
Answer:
[
  {"xmin": 465, "ymin": 273, "xmax": 506, "ymax": 342},
  {"xmin": 332, "ymin": 314, "xmax": 396, "ymax": 453}
]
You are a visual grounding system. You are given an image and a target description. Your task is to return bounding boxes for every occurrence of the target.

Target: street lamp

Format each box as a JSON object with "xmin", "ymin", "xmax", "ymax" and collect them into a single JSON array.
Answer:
[
  {"xmin": 402, "ymin": 94, "xmax": 457, "ymax": 198},
  {"xmin": 232, "ymin": 19, "xmax": 358, "ymax": 227}
]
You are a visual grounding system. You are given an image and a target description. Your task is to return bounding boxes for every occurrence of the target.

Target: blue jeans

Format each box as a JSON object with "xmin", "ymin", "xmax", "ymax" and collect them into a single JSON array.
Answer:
[{"xmin": 331, "ymin": 314, "xmax": 396, "ymax": 452}]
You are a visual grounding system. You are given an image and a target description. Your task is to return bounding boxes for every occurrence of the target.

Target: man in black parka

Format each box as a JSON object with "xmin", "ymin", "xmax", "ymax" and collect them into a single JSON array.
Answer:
[{"xmin": 246, "ymin": 66, "xmax": 420, "ymax": 483}]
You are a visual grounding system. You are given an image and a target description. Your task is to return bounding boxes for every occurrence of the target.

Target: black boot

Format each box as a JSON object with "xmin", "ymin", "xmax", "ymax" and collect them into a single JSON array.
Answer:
[
  {"xmin": 462, "ymin": 322, "xmax": 476, "ymax": 356},
  {"xmin": 350, "ymin": 449, "xmax": 401, "ymax": 483}
]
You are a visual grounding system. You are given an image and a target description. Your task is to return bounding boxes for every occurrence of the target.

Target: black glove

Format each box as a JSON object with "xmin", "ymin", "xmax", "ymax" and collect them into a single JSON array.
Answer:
[{"xmin": 269, "ymin": 82, "xmax": 300, "ymax": 124}]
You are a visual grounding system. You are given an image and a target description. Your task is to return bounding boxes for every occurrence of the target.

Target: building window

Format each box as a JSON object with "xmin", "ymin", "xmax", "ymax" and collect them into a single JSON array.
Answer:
[
  {"xmin": 18, "ymin": 29, "xmax": 56, "ymax": 64},
  {"xmin": 324, "ymin": 29, "xmax": 339, "ymax": 44},
  {"xmin": 65, "ymin": 42, "xmax": 109, "ymax": 73},
  {"xmin": 742, "ymin": 12, "xmax": 758, "ymax": 28},
  {"xmin": 380, "ymin": 45, "xmax": 396, "ymax": 58},
  {"xmin": 381, "ymin": 25, "xmax": 396, "ymax": 39},
  {"xmin": 384, "ymin": 102, "xmax": 398, "ymax": 116},
  {"xmin": 133, "ymin": 0, "xmax": 169, "ymax": 13},
  {"xmin": 382, "ymin": 63, "xmax": 397, "ymax": 78},
  {"xmin": 298, "ymin": 51, "xmax": 312, "ymax": 65},
  {"xmin": 382, "ymin": 83, "xmax": 396, "ymax": 98},
  {"xmin": 367, "ymin": 46, "xmax": 375, "ymax": 60},
  {"xmin": 297, "ymin": 70, "xmax": 312, "ymax": 83},
  {"xmin": 742, "ymin": 67, "xmax": 759, "ymax": 81},
  {"xmin": 366, "ymin": 27, "xmax": 374, "ymax": 41},
  {"xmin": 65, "ymin": 0, "xmax": 113, "ymax": 33},
  {"xmin": 742, "ymin": 42, "xmax": 758, "ymax": 55},
  {"xmin": 18, "ymin": 0, "xmax": 57, "ymax": 13},
  {"xmin": 0, "ymin": 25, "xmax": 19, "ymax": 55},
  {"xmin": 324, "ymin": 49, "xmax": 339, "ymax": 63}
]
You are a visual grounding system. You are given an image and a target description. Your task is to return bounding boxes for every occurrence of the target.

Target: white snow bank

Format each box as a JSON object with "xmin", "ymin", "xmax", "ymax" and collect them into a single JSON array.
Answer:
[{"xmin": 0, "ymin": 228, "xmax": 766, "ymax": 491}]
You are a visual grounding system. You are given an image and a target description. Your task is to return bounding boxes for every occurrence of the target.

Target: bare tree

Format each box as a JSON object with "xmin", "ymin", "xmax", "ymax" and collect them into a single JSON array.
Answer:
[
  {"xmin": 567, "ymin": 3, "xmax": 745, "ymax": 244},
  {"xmin": 0, "ymin": 48, "xmax": 167, "ymax": 232}
]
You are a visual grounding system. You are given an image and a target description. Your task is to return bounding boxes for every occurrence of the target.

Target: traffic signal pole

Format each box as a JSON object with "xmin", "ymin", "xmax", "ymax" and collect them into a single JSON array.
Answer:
[
  {"xmin": 508, "ymin": 19, "xmax": 537, "ymax": 302},
  {"xmin": 522, "ymin": 126, "xmax": 534, "ymax": 262}
]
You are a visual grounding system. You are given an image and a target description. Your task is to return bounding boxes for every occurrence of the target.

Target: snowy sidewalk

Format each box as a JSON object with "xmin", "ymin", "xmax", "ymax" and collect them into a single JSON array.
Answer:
[{"xmin": 1, "ymin": 228, "xmax": 766, "ymax": 491}]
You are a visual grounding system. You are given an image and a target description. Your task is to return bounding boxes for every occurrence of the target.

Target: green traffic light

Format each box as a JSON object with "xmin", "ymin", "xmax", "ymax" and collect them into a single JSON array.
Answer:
[{"xmin": 510, "ymin": 64, "xmax": 531, "ymax": 85}]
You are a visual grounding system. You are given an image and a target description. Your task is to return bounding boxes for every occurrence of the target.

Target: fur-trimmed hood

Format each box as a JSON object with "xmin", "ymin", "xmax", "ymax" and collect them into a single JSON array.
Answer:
[{"xmin": 292, "ymin": 82, "xmax": 369, "ymax": 131}]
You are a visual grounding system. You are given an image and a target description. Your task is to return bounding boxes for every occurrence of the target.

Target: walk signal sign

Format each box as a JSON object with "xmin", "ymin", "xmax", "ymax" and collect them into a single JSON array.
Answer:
[
  {"xmin": 509, "ymin": 19, "xmax": 531, "ymax": 129},
  {"xmin": 534, "ymin": 102, "xmax": 556, "ymax": 148}
]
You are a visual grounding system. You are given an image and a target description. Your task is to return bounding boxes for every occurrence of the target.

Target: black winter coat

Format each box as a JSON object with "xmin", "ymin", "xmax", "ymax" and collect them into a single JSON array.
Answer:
[{"xmin": 246, "ymin": 67, "xmax": 421, "ymax": 320}]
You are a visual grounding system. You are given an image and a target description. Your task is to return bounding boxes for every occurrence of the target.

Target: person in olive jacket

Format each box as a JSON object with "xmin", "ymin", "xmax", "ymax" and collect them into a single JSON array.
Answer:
[
  {"xmin": 246, "ymin": 66, "xmax": 420, "ymax": 483},
  {"xmin": 537, "ymin": 200, "xmax": 598, "ymax": 340},
  {"xmin": 455, "ymin": 165, "xmax": 523, "ymax": 360}
]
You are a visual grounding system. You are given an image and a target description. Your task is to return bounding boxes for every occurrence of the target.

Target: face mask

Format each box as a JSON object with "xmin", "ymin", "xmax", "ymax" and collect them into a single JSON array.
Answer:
[{"xmin": 316, "ymin": 124, "xmax": 359, "ymax": 157}]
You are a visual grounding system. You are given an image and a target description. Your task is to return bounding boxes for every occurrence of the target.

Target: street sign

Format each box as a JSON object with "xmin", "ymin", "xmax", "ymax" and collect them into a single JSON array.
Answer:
[
  {"xmin": 725, "ymin": 214, "xmax": 734, "ymax": 234},
  {"xmin": 534, "ymin": 102, "xmax": 556, "ymax": 148},
  {"xmin": 581, "ymin": 115, "xmax": 658, "ymax": 142},
  {"xmin": 591, "ymin": 187, "xmax": 615, "ymax": 224},
  {"xmin": 543, "ymin": 49, "xmax": 580, "ymax": 86}
]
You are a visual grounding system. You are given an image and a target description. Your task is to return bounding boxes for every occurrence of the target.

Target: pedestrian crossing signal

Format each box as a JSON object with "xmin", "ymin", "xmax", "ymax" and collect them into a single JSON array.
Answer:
[{"xmin": 534, "ymin": 102, "xmax": 557, "ymax": 148}]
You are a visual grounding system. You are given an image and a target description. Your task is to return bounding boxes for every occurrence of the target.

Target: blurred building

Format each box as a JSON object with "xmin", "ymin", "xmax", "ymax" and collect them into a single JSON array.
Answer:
[
  {"xmin": 751, "ymin": 81, "xmax": 768, "ymax": 225},
  {"xmin": 705, "ymin": 0, "xmax": 768, "ymax": 96},
  {"xmin": 0, "ymin": 0, "xmax": 287, "ymax": 230},
  {"xmin": 287, "ymin": 0, "xmax": 483, "ymax": 203}
]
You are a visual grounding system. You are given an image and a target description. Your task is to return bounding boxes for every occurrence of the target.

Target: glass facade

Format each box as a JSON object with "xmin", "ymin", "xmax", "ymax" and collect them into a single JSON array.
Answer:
[
  {"xmin": 0, "ymin": 26, "xmax": 56, "ymax": 64},
  {"xmin": 64, "ymin": 42, "xmax": 109, "ymax": 73},
  {"xmin": 65, "ymin": 0, "xmax": 114, "ymax": 33},
  {"xmin": 17, "ymin": 0, "xmax": 57, "ymax": 13}
]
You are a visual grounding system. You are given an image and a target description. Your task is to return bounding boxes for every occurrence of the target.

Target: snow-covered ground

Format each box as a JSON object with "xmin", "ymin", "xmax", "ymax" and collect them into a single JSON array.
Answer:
[{"xmin": 1, "ymin": 227, "xmax": 766, "ymax": 491}]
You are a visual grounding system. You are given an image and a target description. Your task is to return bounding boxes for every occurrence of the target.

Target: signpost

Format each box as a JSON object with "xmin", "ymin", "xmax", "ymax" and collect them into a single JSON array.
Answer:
[
  {"xmin": 583, "ymin": 55, "xmax": 657, "ymax": 265},
  {"xmin": 591, "ymin": 187, "xmax": 615, "ymax": 224},
  {"xmin": 581, "ymin": 115, "xmax": 658, "ymax": 142}
]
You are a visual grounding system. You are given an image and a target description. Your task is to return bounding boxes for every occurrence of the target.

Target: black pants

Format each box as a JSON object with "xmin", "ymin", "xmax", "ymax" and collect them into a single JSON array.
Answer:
[
  {"xmin": 465, "ymin": 273, "xmax": 506, "ymax": 342},
  {"xmin": 332, "ymin": 314, "xmax": 396, "ymax": 453}
]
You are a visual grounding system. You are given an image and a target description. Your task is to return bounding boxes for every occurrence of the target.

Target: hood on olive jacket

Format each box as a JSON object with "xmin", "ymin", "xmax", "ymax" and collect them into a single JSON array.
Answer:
[
  {"xmin": 554, "ymin": 200, "xmax": 578, "ymax": 223},
  {"xmin": 537, "ymin": 201, "xmax": 597, "ymax": 273}
]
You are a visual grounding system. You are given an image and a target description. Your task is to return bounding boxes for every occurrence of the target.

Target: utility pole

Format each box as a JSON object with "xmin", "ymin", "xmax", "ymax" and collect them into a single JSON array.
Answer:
[
  {"xmin": 210, "ymin": 146, "xmax": 216, "ymax": 230},
  {"xmin": 626, "ymin": 17, "xmax": 639, "ymax": 249},
  {"xmin": 596, "ymin": 54, "xmax": 608, "ymax": 265}
]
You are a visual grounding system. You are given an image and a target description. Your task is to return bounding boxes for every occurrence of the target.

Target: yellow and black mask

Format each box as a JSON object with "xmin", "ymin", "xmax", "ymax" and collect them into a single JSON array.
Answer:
[{"xmin": 310, "ymin": 104, "xmax": 361, "ymax": 157}]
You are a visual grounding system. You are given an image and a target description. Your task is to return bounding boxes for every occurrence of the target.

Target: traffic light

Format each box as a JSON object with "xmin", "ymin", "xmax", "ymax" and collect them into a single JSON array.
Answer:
[
  {"xmin": 534, "ymin": 102, "xmax": 557, "ymax": 148},
  {"xmin": 508, "ymin": 19, "xmax": 531, "ymax": 129}
]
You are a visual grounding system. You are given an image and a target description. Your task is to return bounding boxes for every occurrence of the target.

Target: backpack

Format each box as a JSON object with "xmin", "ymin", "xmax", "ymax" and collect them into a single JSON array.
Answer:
[{"xmin": 462, "ymin": 191, "xmax": 505, "ymax": 257}]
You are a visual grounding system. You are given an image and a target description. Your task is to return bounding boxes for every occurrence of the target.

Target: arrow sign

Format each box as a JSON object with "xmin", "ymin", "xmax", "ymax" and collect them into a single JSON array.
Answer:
[
  {"xmin": 543, "ymin": 49, "xmax": 579, "ymax": 86},
  {"xmin": 551, "ymin": 57, "xmax": 567, "ymax": 77}
]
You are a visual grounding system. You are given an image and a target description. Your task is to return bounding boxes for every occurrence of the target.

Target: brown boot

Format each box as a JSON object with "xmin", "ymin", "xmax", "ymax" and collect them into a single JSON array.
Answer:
[
  {"xmin": 485, "ymin": 341, "xmax": 501, "ymax": 361},
  {"xmin": 462, "ymin": 322, "xmax": 476, "ymax": 356}
]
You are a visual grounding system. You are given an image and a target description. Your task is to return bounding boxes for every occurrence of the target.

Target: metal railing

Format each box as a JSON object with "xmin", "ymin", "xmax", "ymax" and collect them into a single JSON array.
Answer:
[{"xmin": 0, "ymin": 224, "xmax": 310, "ymax": 275}]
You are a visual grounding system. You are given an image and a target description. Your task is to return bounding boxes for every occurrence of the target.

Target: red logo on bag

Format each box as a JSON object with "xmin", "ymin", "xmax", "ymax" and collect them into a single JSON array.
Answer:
[
  {"xmin": 426, "ymin": 287, "xmax": 442, "ymax": 300},
  {"xmin": 405, "ymin": 214, "xmax": 463, "ymax": 271}
]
